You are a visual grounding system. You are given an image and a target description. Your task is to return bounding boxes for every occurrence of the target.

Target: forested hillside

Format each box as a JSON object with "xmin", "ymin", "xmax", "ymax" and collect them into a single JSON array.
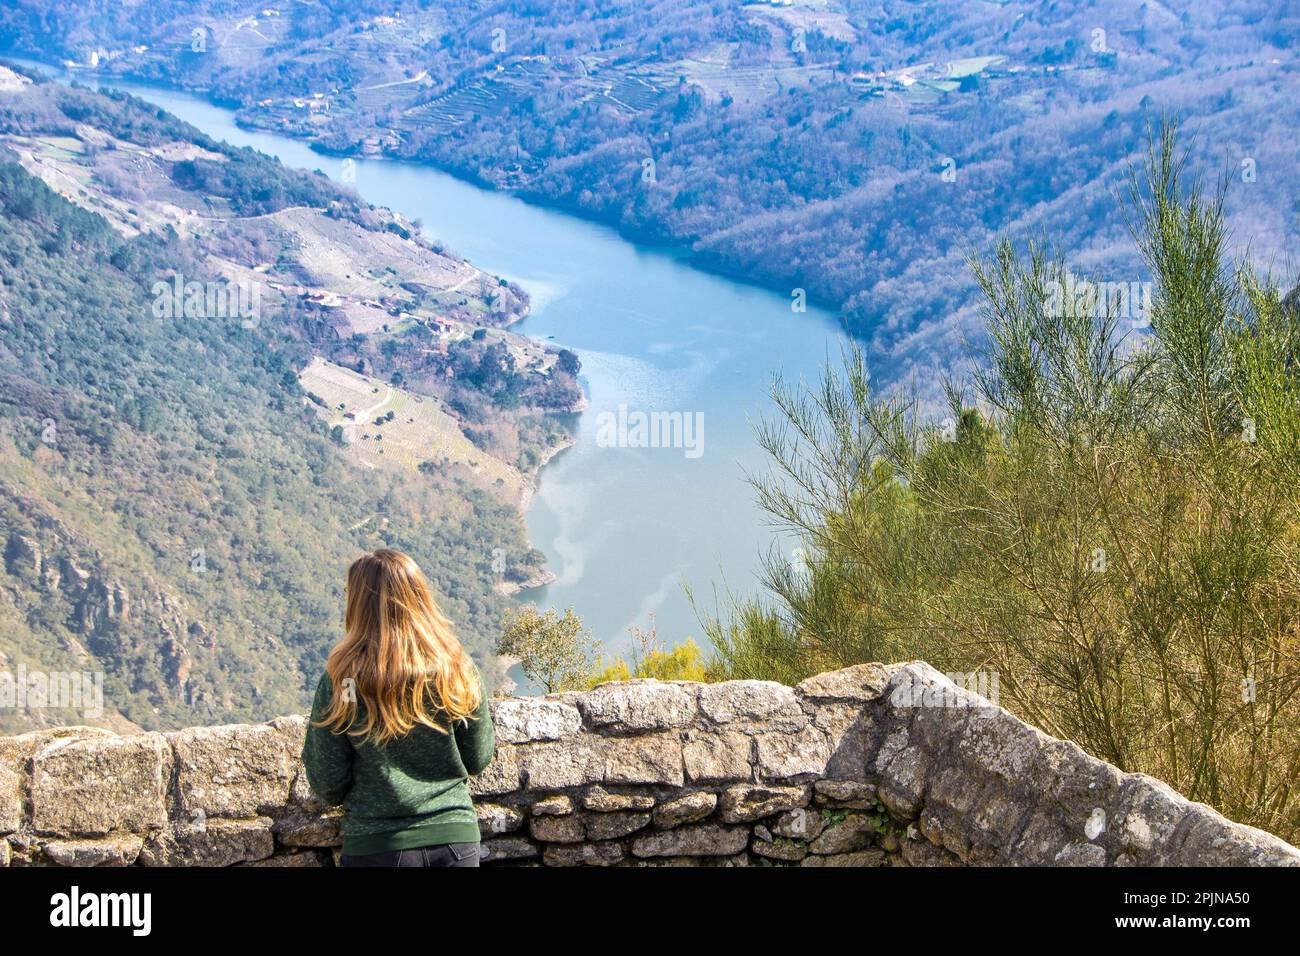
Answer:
[
  {"xmin": 0, "ymin": 73, "xmax": 575, "ymax": 732},
  {"xmin": 0, "ymin": 0, "xmax": 1293, "ymax": 383}
]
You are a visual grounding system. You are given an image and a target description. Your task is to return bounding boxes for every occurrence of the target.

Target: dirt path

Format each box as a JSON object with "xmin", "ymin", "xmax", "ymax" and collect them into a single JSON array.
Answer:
[
  {"xmin": 359, "ymin": 70, "xmax": 429, "ymax": 92},
  {"xmin": 355, "ymin": 384, "xmax": 393, "ymax": 423}
]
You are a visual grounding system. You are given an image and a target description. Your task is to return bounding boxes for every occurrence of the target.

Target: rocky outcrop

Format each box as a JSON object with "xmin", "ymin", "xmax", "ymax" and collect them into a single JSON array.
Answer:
[
  {"xmin": 1, "ymin": 662, "xmax": 1296, "ymax": 867},
  {"xmin": 0, "ymin": 518, "xmax": 196, "ymax": 732}
]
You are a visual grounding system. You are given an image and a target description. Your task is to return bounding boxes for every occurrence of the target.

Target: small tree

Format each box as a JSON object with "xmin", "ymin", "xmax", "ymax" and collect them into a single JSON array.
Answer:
[{"xmin": 498, "ymin": 606, "xmax": 597, "ymax": 693}]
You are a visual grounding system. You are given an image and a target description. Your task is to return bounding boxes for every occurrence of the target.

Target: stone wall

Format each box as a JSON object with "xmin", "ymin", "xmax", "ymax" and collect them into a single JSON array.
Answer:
[{"xmin": 2, "ymin": 661, "xmax": 1296, "ymax": 867}]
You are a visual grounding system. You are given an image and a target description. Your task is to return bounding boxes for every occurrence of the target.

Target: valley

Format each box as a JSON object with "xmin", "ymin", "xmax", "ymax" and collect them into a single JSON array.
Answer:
[
  {"xmin": 0, "ymin": 67, "xmax": 579, "ymax": 731},
  {"xmin": 0, "ymin": 70, "xmax": 577, "ymax": 511},
  {"xmin": 0, "ymin": 0, "xmax": 1292, "ymax": 389}
]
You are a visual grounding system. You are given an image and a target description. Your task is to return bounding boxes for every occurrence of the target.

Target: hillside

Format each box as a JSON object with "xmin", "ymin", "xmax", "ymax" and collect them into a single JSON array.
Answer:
[
  {"xmin": 0, "ymin": 0, "xmax": 1294, "ymax": 384},
  {"xmin": 0, "ymin": 70, "xmax": 579, "ymax": 733}
]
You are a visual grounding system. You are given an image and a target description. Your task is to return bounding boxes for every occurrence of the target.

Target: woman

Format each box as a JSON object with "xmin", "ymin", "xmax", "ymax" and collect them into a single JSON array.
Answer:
[{"xmin": 302, "ymin": 549, "xmax": 495, "ymax": 867}]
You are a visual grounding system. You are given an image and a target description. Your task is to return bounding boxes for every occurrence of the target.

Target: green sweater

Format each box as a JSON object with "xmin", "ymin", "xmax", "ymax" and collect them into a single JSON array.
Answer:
[{"xmin": 301, "ymin": 671, "xmax": 496, "ymax": 856}]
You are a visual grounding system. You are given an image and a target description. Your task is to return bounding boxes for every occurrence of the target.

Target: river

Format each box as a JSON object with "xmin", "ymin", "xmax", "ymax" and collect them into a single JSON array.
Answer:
[{"xmin": 21, "ymin": 61, "xmax": 852, "ymax": 658}]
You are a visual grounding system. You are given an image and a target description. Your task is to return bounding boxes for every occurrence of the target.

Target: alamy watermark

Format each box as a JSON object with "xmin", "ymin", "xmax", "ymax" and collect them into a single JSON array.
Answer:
[
  {"xmin": 152, "ymin": 273, "xmax": 263, "ymax": 328},
  {"xmin": 50, "ymin": 886, "xmax": 150, "ymax": 936},
  {"xmin": 1044, "ymin": 271, "xmax": 1151, "ymax": 328},
  {"xmin": 0, "ymin": 664, "xmax": 104, "ymax": 719},
  {"xmin": 890, "ymin": 669, "xmax": 1000, "ymax": 711},
  {"xmin": 595, "ymin": 404, "xmax": 704, "ymax": 459}
]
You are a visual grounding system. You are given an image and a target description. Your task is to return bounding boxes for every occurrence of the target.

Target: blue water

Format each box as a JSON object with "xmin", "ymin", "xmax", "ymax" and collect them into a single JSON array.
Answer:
[{"xmin": 23, "ymin": 61, "xmax": 852, "ymax": 655}]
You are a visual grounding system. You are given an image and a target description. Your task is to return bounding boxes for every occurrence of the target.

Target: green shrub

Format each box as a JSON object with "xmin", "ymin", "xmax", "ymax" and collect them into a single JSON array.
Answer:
[{"xmin": 704, "ymin": 122, "xmax": 1300, "ymax": 842}]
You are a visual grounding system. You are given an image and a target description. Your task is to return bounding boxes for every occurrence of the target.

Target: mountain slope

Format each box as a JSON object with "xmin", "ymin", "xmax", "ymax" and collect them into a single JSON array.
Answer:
[
  {"xmin": 1, "ymin": 0, "xmax": 1294, "ymax": 383},
  {"xmin": 0, "ymin": 71, "xmax": 575, "ymax": 732}
]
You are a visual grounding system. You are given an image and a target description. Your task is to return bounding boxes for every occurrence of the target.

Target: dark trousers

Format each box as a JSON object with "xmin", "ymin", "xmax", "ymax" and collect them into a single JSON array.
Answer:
[{"xmin": 340, "ymin": 841, "xmax": 481, "ymax": 868}]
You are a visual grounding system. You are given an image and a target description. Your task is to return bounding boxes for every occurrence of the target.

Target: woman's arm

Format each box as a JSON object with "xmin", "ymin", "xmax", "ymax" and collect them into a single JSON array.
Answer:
[
  {"xmin": 301, "ymin": 674, "xmax": 354, "ymax": 805},
  {"xmin": 455, "ymin": 669, "xmax": 496, "ymax": 775}
]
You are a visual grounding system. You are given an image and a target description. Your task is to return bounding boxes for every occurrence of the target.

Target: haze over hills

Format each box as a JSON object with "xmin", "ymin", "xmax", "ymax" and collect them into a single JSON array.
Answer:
[
  {"xmin": 0, "ymin": 0, "xmax": 1294, "ymax": 384},
  {"xmin": 0, "ymin": 68, "xmax": 581, "ymax": 732}
]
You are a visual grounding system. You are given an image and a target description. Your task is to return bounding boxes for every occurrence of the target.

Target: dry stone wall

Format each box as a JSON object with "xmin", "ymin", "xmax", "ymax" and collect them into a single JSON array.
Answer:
[{"xmin": 2, "ymin": 661, "xmax": 1297, "ymax": 867}]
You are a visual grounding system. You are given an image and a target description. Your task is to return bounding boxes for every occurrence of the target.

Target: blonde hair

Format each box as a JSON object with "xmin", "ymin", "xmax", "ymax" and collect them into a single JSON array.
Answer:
[{"xmin": 317, "ymin": 549, "xmax": 481, "ymax": 744}]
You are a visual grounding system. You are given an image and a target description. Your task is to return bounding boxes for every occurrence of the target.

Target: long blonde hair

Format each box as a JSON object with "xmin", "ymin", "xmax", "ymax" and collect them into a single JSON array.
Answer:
[{"xmin": 317, "ymin": 549, "xmax": 481, "ymax": 744}]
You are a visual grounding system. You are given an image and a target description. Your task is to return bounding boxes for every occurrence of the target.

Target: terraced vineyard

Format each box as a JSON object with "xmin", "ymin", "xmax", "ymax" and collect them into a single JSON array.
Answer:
[
  {"xmin": 602, "ymin": 73, "xmax": 665, "ymax": 113},
  {"xmin": 299, "ymin": 357, "xmax": 527, "ymax": 499},
  {"xmin": 403, "ymin": 79, "xmax": 530, "ymax": 133}
]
